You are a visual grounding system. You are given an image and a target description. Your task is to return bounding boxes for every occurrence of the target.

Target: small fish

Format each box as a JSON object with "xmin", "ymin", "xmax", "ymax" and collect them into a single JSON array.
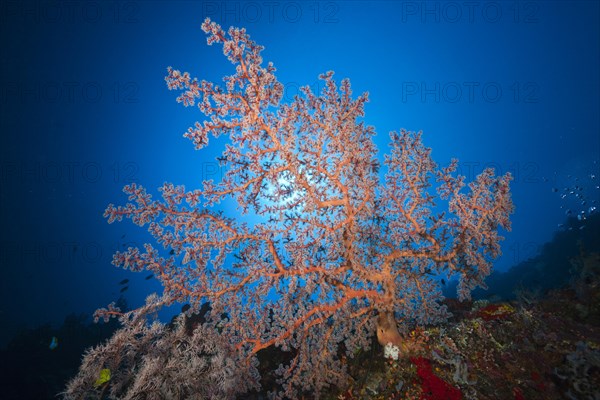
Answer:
[
  {"xmin": 169, "ymin": 249, "xmax": 175, "ymax": 255},
  {"xmin": 145, "ymin": 273, "xmax": 154, "ymax": 280},
  {"xmin": 441, "ymin": 279, "xmax": 446, "ymax": 285},
  {"xmin": 119, "ymin": 279, "xmax": 129, "ymax": 285},
  {"xmin": 94, "ymin": 368, "xmax": 111, "ymax": 389},
  {"xmin": 49, "ymin": 336, "xmax": 58, "ymax": 350},
  {"xmin": 181, "ymin": 304, "xmax": 191, "ymax": 313},
  {"xmin": 120, "ymin": 286, "xmax": 129, "ymax": 293},
  {"xmin": 121, "ymin": 234, "xmax": 126, "ymax": 239}
]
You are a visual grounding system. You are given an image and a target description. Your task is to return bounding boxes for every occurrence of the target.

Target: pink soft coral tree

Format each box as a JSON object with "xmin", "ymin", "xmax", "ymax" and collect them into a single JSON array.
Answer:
[{"xmin": 99, "ymin": 18, "xmax": 514, "ymax": 398}]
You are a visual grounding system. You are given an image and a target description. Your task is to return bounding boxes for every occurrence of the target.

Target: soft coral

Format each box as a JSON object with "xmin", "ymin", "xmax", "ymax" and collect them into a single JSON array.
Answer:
[{"xmin": 411, "ymin": 357, "xmax": 462, "ymax": 400}]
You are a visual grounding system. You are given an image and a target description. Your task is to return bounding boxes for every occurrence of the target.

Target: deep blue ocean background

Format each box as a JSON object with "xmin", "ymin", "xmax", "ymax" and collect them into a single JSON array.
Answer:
[{"xmin": 0, "ymin": 0, "xmax": 598, "ymax": 354}]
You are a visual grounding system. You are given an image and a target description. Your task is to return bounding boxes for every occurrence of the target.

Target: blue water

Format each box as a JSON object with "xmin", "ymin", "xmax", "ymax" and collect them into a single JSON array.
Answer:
[{"xmin": 0, "ymin": 0, "xmax": 598, "ymax": 350}]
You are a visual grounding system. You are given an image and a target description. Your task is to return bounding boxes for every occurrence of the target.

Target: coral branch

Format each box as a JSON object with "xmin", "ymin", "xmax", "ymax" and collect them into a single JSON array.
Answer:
[{"xmin": 71, "ymin": 17, "xmax": 514, "ymax": 400}]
